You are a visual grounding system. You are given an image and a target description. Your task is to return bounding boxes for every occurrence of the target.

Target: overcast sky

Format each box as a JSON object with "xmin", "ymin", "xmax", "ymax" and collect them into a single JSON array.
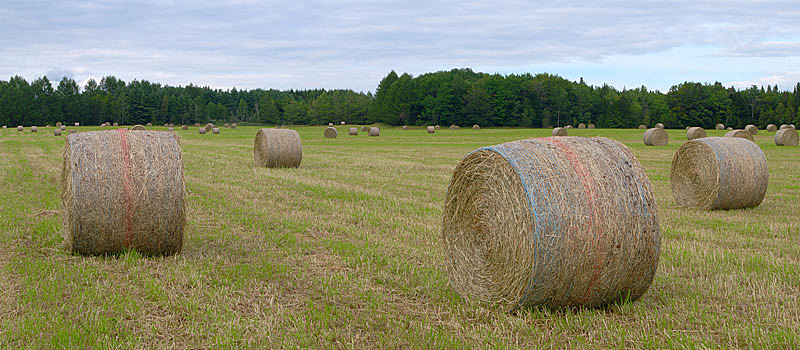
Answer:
[{"xmin": 2, "ymin": 0, "xmax": 799, "ymax": 93}]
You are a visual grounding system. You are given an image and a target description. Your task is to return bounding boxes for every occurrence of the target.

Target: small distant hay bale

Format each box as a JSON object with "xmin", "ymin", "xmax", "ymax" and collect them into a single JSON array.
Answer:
[
  {"xmin": 340, "ymin": 121, "xmax": 345, "ymax": 125},
  {"xmin": 198, "ymin": 127, "xmax": 206, "ymax": 134},
  {"xmin": 402, "ymin": 125, "xmax": 408, "ymax": 130},
  {"xmin": 56, "ymin": 122, "xmax": 62, "ymax": 127},
  {"xmin": 113, "ymin": 122, "xmax": 119, "ymax": 127},
  {"xmin": 324, "ymin": 127, "xmax": 337, "ymax": 138},
  {"xmin": 60, "ymin": 125, "xmax": 66, "ymax": 131},
  {"xmin": 578, "ymin": 123, "xmax": 586, "ymax": 129},
  {"xmin": 655, "ymin": 123, "xmax": 664, "ymax": 129},
  {"xmin": 368, "ymin": 127, "xmax": 380, "ymax": 136},
  {"xmin": 194, "ymin": 123, "xmax": 201, "ymax": 127},
  {"xmin": 181, "ymin": 125, "xmax": 188, "ymax": 130},
  {"xmin": 565, "ymin": 125, "xmax": 573, "ymax": 129},
  {"xmin": 31, "ymin": 126, "xmax": 38, "ymax": 133},
  {"xmin": 745, "ymin": 124, "xmax": 758, "ymax": 135},
  {"xmin": 349, "ymin": 127, "xmax": 358, "ymax": 135},
  {"xmin": 643, "ymin": 128, "xmax": 668, "ymax": 146},
  {"xmin": 638, "ymin": 125, "xmax": 646, "ymax": 129},
  {"xmin": 775, "ymin": 128, "xmax": 799, "ymax": 146},
  {"xmin": 686, "ymin": 127, "xmax": 706, "ymax": 140},
  {"xmin": 231, "ymin": 123, "xmax": 237, "ymax": 129},
  {"xmin": 254, "ymin": 128, "xmax": 302, "ymax": 168},
  {"xmin": 74, "ymin": 122, "xmax": 80, "ymax": 127},
  {"xmin": 224, "ymin": 123, "xmax": 230, "ymax": 128},
  {"xmin": 17, "ymin": 126, "xmax": 23, "ymax": 132},
  {"xmin": 163, "ymin": 123, "xmax": 168, "ymax": 127},
  {"xmin": 726, "ymin": 127, "xmax": 733, "ymax": 130},
  {"xmin": 450, "ymin": 125, "xmax": 460, "ymax": 130},
  {"xmin": 54, "ymin": 129, "xmax": 62, "ymax": 136},
  {"xmin": 328, "ymin": 122, "xmax": 334, "ymax": 127},
  {"xmin": 168, "ymin": 127, "xmax": 175, "ymax": 132},
  {"xmin": 361, "ymin": 126, "xmax": 369, "ymax": 132},
  {"xmin": 588, "ymin": 124, "xmax": 595, "ymax": 129},
  {"xmin": 473, "ymin": 124, "xmax": 480, "ymax": 129},
  {"xmin": 724, "ymin": 129, "xmax": 753, "ymax": 141},
  {"xmin": 552, "ymin": 127, "xmax": 567, "ymax": 136},
  {"xmin": 427, "ymin": 126, "xmax": 435, "ymax": 133},
  {"xmin": 2, "ymin": 125, "xmax": 6, "ymax": 129},
  {"xmin": 61, "ymin": 130, "xmax": 185, "ymax": 255},
  {"xmin": 146, "ymin": 122, "xmax": 152, "ymax": 127},
  {"xmin": 68, "ymin": 130, "xmax": 77, "ymax": 135},
  {"xmin": 715, "ymin": 124, "xmax": 725, "ymax": 130},
  {"xmin": 671, "ymin": 137, "xmax": 767, "ymax": 210},
  {"xmin": 204, "ymin": 123, "xmax": 214, "ymax": 133},
  {"xmin": 212, "ymin": 127, "xmax": 220, "ymax": 134},
  {"xmin": 442, "ymin": 136, "xmax": 660, "ymax": 310},
  {"xmin": 131, "ymin": 125, "xmax": 146, "ymax": 131},
  {"xmin": 435, "ymin": 125, "xmax": 441, "ymax": 130},
  {"xmin": 766, "ymin": 124, "xmax": 777, "ymax": 132}
]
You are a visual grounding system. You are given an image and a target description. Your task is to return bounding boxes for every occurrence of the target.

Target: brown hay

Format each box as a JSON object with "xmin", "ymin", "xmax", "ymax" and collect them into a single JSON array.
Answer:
[
  {"xmin": 54, "ymin": 129, "xmax": 62, "ymax": 136},
  {"xmin": 427, "ymin": 126, "xmax": 435, "ymax": 133},
  {"xmin": 780, "ymin": 124, "xmax": 795, "ymax": 130},
  {"xmin": 473, "ymin": 124, "xmax": 480, "ymax": 129},
  {"xmin": 182, "ymin": 125, "xmax": 188, "ymax": 130},
  {"xmin": 724, "ymin": 129, "xmax": 753, "ymax": 141},
  {"xmin": 56, "ymin": 122, "xmax": 62, "ymax": 127},
  {"xmin": 212, "ymin": 127, "xmax": 220, "ymax": 134},
  {"xmin": 231, "ymin": 123, "xmax": 237, "ymax": 129},
  {"xmin": 194, "ymin": 123, "xmax": 201, "ymax": 127},
  {"xmin": 643, "ymin": 128, "xmax": 668, "ymax": 146},
  {"xmin": 254, "ymin": 128, "xmax": 302, "ymax": 168},
  {"xmin": 745, "ymin": 124, "xmax": 758, "ymax": 135},
  {"xmin": 578, "ymin": 123, "xmax": 586, "ymax": 129},
  {"xmin": 655, "ymin": 123, "xmax": 664, "ymax": 129},
  {"xmin": 450, "ymin": 125, "xmax": 460, "ymax": 130},
  {"xmin": 716, "ymin": 123, "xmax": 725, "ymax": 130},
  {"xmin": 198, "ymin": 127, "xmax": 206, "ymax": 134},
  {"xmin": 348, "ymin": 127, "xmax": 358, "ymax": 135},
  {"xmin": 205, "ymin": 123, "xmax": 214, "ymax": 133},
  {"xmin": 146, "ymin": 122, "xmax": 152, "ymax": 127},
  {"xmin": 361, "ymin": 126, "xmax": 369, "ymax": 132},
  {"xmin": 686, "ymin": 127, "xmax": 706, "ymax": 140},
  {"xmin": 766, "ymin": 124, "xmax": 777, "ymax": 132},
  {"xmin": 552, "ymin": 127, "xmax": 567, "ymax": 136},
  {"xmin": 775, "ymin": 128, "xmax": 799, "ymax": 146},
  {"xmin": 435, "ymin": 125, "xmax": 441, "ymax": 130},
  {"xmin": 61, "ymin": 130, "xmax": 185, "ymax": 255},
  {"xmin": 442, "ymin": 136, "xmax": 660, "ymax": 310},
  {"xmin": 131, "ymin": 125, "xmax": 146, "ymax": 131},
  {"xmin": 324, "ymin": 127, "xmax": 338, "ymax": 138},
  {"xmin": 638, "ymin": 125, "xmax": 646, "ymax": 129},
  {"xmin": 588, "ymin": 124, "xmax": 595, "ymax": 129},
  {"xmin": 31, "ymin": 126, "xmax": 38, "ymax": 133},
  {"xmin": 670, "ymin": 137, "xmax": 768, "ymax": 210},
  {"xmin": 368, "ymin": 127, "xmax": 380, "ymax": 136}
]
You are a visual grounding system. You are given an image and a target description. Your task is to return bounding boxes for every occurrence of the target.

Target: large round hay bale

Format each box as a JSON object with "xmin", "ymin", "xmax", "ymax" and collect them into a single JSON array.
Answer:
[
  {"xmin": 181, "ymin": 125, "xmax": 188, "ymax": 130},
  {"xmin": 368, "ymin": 127, "xmax": 380, "ymax": 136},
  {"xmin": 204, "ymin": 123, "xmax": 214, "ymax": 133},
  {"xmin": 686, "ymin": 127, "xmax": 706, "ymax": 140},
  {"xmin": 643, "ymin": 128, "xmax": 668, "ymax": 146},
  {"xmin": 578, "ymin": 123, "xmax": 586, "ymax": 129},
  {"xmin": 655, "ymin": 123, "xmax": 664, "ymax": 129},
  {"xmin": 443, "ymin": 136, "xmax": 660, "ymax": 310},
  {"xmin": 716, "ymin": 123, "xmax": 725, "ymax": 130},
  {"xmin": 348, "ymin": 127, "xmax": 357, "ymax": 135},
  {"xmin": 61, "ymin": 130, "xmax": 185, "ymax": 256},
  {"xmin": 552, "ymin": 127, "xmax": 567, "ymax": 136},
  {"xmin": 131, "ymin": 125, "xmax": 146, "ymax": 131},
  {"xmin": 54, "ymin": 129, "xmax": 62, "ymax": 136},
  {"xmin": 361, "ymin": 126, "xmax": 369, "ymax": 132},
  {"xmin": 324, "ymin": 127, "xmax": 337, "ymax": 138},
  {"xmin": 775, "ymin": 128, "xmax": 799, "ymax": 146},
  {"xmin": 212, "ymin": 127, "xmax": 220, "ymax": 134},
  {"xmin": 588, "ymin": 123, "xmax": 595, "ymax": 129},
  {"xmin": 17, "ymin": 126, "xmax": 23, "ymax": 132},
  {"xmin": 31, "ymin": 126, "xmax": 38, "ymax": 133},
  {"xmin": 254, "ymin": 129, "xmax": 302, "ymax": 168},
  {"xmin": 638, "ymin": 125, "xmax": 646, "ymax": 129},
  {"xmin": 450, "ymin": 125, "xmax": 460, "ymax": 130},
  {"xmin": 724, "ymin": 129, "xmax": 753, "ymax": 141},
  {"xmin": 766, "ymin": 124, "xmax": 777, "ymax": 132},
  {"xmin": 198, "ymin": 127, "xmax": 206, "ymax": 134},
  {"xmin": 473, "ymin": 124, "xmax": 480, "ymax": 129},
  {"xmin": 670, "ymin": 137, "xmax": 767, "ymax": 210},
  {"xmin": 427, "ymin": 126, "xmax": 435, "ymax": 133},
  {"xmin": 745, "ymin": 124, "xmax": 758, "ymax": 135}
]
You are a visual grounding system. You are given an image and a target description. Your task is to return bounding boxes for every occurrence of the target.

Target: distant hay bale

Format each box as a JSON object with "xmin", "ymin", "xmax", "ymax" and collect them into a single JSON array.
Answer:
[
  {"xmin": 131, "ymin": 125, "xmax": 146, "ymax": 131},
  {"xmin": 212, "ymin": 127, "xmax": 220, "ymax": 134},
  {"xmin": 578, "ymin": 123, "xmax": 586, "ymax": 129},
  {"xmin": 168, "ymin": 127, "xmax": 175, "ymax": 132},
  {"xmin": 74, "ymin": 122, "xmax": 80, "ymax": 127},
  {"xmin": 324, "ymin": 127, "xmax": 337, "ymax": 138},
  {"xmin": 60, "ymin": 125, "xmax": 66, "ymax": 131},
  {"xmin": 565, "ymin": 125, "xmax": 573, "ymax": 129},
  {"xmin": 224, "ymin": 123, "xmax": 230, "ymax": 128},
  {"xmin": 686, "ymin": 127, "xmax": 706, "ymax": 140},
  {"xmin": 643, "ymin": 128, "xmax": 668, "ymax": 146},
  {"xmin": 716, "ymin": 124, "xmax": 725, "ymax": 130},
  {"xmin": 775, "ymin": 128, "xmax": 799, "ymax": 146},
  {"xmin": 745, "ymin": 124, "xmax": 758, "ymax": 135},
  {"xmin": 198, "ymin": 127, "xmax": 206, "ymax": 134},
  {"xmin": 780, "ymin": 124, "xmax": 794, "ymax": 130},
  {"xmin": 146, "ymin": 122, "xmax": 152, "ymax": 127},
  {"xmin": 442, "ymin": 136, "xmax": 660, "ymax": 310},
  {"xmin": 726, "ymin": 127, "xmax": 733, "ymax": 130},
  {"xmin": 427, "ymin": 126, "xmax": 435, "ymax": 133},
  {"xmin": 54, "ymin": 129, "xmax": 62, "ymax": 136},
  {"xmin": 368, "ymin": 127, "xmax": 380, "ymax": 136},
  {"xmin": 194, "ymin": 123, "xmax": 201, "ymax": 127},
  {"xmin": 588, "ymin": 123, "xmax": 595, "ymax": 129},
  {"xmin": 113, "ymin": 122, "xmax": 119, "ymax": 127},
  {"xmin": 340, "ymin": 121, "xmax": 345, "ymax": 125},
  {"xmin": 254, "ymin": 128, "xmax": 302, "ymax": 168},
  {"xmin": 181, "ymin": 125, "xmax": 188, "ymax": 130},
  {"xmin": 435, "ymin": 125, "xmax": 441, "ymax": 130},
  {"xmin": 473, "ymin": 124, "xmax": 480, "ymax": 129},
  {"xmin": 31, "ymin": 126, "xmax": 38, "ymax": 133},
  {"xmin": 552, "ymin": 127, "xmax": 567, "ymax": 136},
  {"xmin": 17, "ymin": 126, "xmax": 23, "ymax": 132},
  {"xmin": 2, "ymin": 126, "xmax": 6, "ymax": 129},
  {"xmin": 328, "ymin": 122, "xmax": 334, "ymax": 127},
  {"xmin": 638, "ymin": 125, "xmax": 646, "ymax": 129},
  {"xmin": 450, "ymin": 125, "xmax": 460, "ymax": 130},
  {"xmin": 724, "ymin": 129, "xmax": 753, "ymax": 141},
  {"xmin": 361, "ymin": 126, "xmax": 369, "ymax": 132},
  {"xmin": 204, "ymin": 123, "xmax": 214, "ymax": 133},
  {"xmin": 62, "ymin": 130, "xmax": 184, "ymax": 255},
  {"xmin": 56, "ymin": 122, "xmax": 62, "ymax": 127},
  {"xmin": 670, "ymin": 137, "xmax": 767, "ymax": 210},
  {"xmin": 402, "ymin": 125, "xmax": 408, "ymax": 130},
  {"xmin": 655, "ymin": 123, "xmax": 664, "ymax": 129},
  {"xmin": 766, "ymin": 124, "xmax": 777, "ymax": 132},
  {"xmin": 348, "ymin": 127, "xmax": 357, "ymax": 135},
  {"xmin": 231, "ymin": 123, "xmax": 237, "ymax": 129}
]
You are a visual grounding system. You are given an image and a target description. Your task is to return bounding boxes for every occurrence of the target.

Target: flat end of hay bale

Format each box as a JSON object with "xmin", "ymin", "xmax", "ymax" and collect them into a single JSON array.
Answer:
[
  {"xmin": 324, "ymin": 127, "xmax": 338, "ymax": 138},
  {"xmin": 686, "ymin": 127, "xmax": 706, "ymax": 140}
]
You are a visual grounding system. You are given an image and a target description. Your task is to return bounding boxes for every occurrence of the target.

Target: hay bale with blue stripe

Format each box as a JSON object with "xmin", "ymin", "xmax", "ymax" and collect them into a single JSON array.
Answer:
[
  {"xmin": 442, "ymin": 136, "xmax": 661, "ymax": 311},
  {"xmin": 670, "ymin": 137, "xmax": 768, "ymax": 210}
]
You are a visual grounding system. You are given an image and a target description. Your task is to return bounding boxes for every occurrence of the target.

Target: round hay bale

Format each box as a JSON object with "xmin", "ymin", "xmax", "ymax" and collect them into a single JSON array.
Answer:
[
  {"xmin": 61, "ymin": 130, "xmax": 185, "ymax": 256},
  {"xmin": 113, "ymin": 122, "xmax": 119, "ymax": 127},
  {"xmin": 56, "ymin": 122, "xmax": 62, "ymax": 127},
  {"xmin": 212, "ymin": 127, "xmax": 220, "ymax": 134},
  {"xmin": 181, "ymin": 125, "xmax": 188, "ymax": 130},
  {"xmin": 224, "ymin": 123, "xmax": 230, "ymax": 128},
  {"xmin": 74, "ymin": 122, "xmax": 80, "ymax": 127},
  {"xmin": 31, "ymin": 126, "xmax": 38, "ymax": 133},
  {"xmin": 340, "ymin": 121, "xmax": 345, "ymax": 125},
  {"xmin": 565, "ymin": 125, "xmax": 573, "ymax": 129},
  {"xmin": 204, "ymin": 124, "xmax": 214, "ymax": 133},
  {"xmin": 328, "ymin": 122, "xmax": 334, "ymax": 127},
  {"xmin": 686, "ymin": 127, "xmax": 706, "ymax": 140},
  {"xmin": 780, "ymin": 124, "xmax": 795, "ymax": 130},
  {"xmin": 146, "ymin": 122, "xmax": 152, "ymax": 127},
  {"xmin": 775, "ymin": 128, "xmax": 799, "ymax": 146},
  {"xmin": 194, "ymin": 123, "xmax": 201, "ymax": 127},
  {"xmin": 324, "ymin": 127, "xmax": 337, "ymax": 138},
  {"xmin": 578, "ymin": 123, "xmax": 586, "ymax": 129},
  {"xmin": 60, "ymin": 125, "xmax": 66, "ymax": 131},
  {"xmin": 724, "ymin": 129, "xmax": 753, "ymax": 141},
  {"xmin": 435, "ymin": 125, "xmax": 441, "ymax": 130},
  {"xmin": 655, "ymin": 123, "xmax": 664, "ymax": 129},
  {"xmin": 2, "ymin": 126, "xmax": 6, "ymax": 129},
  {"xmin": 638, "ymin": 125, "xmax": 646, "ymax": 129},
  {"xmin": 443, "ymin": 136, "xmax": 660, "ymax": 310},
  {"xmin": 643, "ymin": 128, "xmax": 668, "ymax": 146},
  {"xmin": 670, "ymin": 137, "xmax": 767, "ymax": 210},
  {"xmin": 254, "ymin": 128, "xmax": 302, "ymax": 168},
  {"xmin": 368, "ymin": 127, "xmax": 380, "ymax": 136},
  {"xmin": 473, "ymin": 124, "xmax": 480, "ymax": 129},
  {"xmin": 198, "ymin": 127, "xmax": 206, "ymax": 135},
  {"xmin": 450, "ymin": 125, "xmax": 460, "ymax": 130},
  {"xmin": 427, "ymin": 126, "xmax": 435, "ymax": 133},
  {"xmin": 726, "ymin": 127, "xmax": 733, "ymax": 130},
  {"xmin": 231, "ymin": 123, "xmax": 237, "ymax": 129},
  {"xmin": 745, "ymin": 124, "xmax": 758, "ymax": 135},
  {"xmin": 361, "ymin": 126, "xmax": 369, "ymax": 132},
  {"xmin": 766, "ymin": 124, "xmax": 777, "ymax": 132},
  {"xmin": 348, "ymin": 127, "xmax": 358, "ymax": 135},
  {"xmin": 17, "ymin": 126, "xmax": 23, "ymax": 132},
  {"xmin": 588, "ymin": 123, "xmax": 595, "ymax": 129},
  {"xmin": 68, "ymin": 130, "xmax": 77, "ymax": 135},
  {"xmin": 168, "ymin": 127, "xmax": 175, "ymax": 132},
  {"xmin": 552, "ymin": 127, "xmax": 567, "ymax": 136},
  {"xmin": 54, "ymin": 129, "xmax": 62, "ymax": 136},
  {"xmin": 131, "ymin": 125, "xmax": 146, "ymax": 131},
  {"xmin": 716, "ymin": 123, "xmax": 725, "ymax": 130},
  {"xmin": 402, "ymin": 125, "xmax": 408, "ymax": 130}
]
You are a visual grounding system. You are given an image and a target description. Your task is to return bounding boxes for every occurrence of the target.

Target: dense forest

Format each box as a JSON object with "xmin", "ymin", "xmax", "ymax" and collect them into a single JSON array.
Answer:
[{"xmin": 1, "ymin": 68, "xmax": 799, "ymax": 129}]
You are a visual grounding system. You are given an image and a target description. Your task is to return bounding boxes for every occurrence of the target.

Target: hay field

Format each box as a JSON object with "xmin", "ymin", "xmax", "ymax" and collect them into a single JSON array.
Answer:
[{"xmin": 0, "ymin": 126, "xmax": 798, "ymax": 348}]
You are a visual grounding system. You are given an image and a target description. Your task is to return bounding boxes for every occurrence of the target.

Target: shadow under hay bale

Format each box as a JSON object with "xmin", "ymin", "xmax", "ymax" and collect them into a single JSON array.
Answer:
[
  {"xmin": 443, "ymin": 136, "xmax": 660, "ymax": 310},
  {"xmin": 61, "ymin": 130, "xmax": 185, "ymax": 256},
  {"xmin": 324, "ymin": 127, "xmax": 337, "ymax": 138},
  {"xmin": 643, "ymin": 128, "xmax": 668, "ymax": 146},
  {"xmin": 348, "ymin": 127, "xmax": 358, "ymax": 135},
  {"xmin": 745, "ymin": 124, "xmax": 758, "ymax": 135},
  {"xmin": 552, "ymin": 127, "xmax": 567, "ymax": 136},
  {"xmin": 368, "ymin": 127, "xmax": 380, "ymax": 136},
  {"xmin": 725, "ymin": 129, "xmax": 753, "ymax": 141},
  {"xmin": 254, "ymin": 128, "xmax": 302, "ymax": 168},
  {"xmin": 427, "ymin": 126, "xmax": 435, "ymax": 133},
  {"xmin": 686, "ymin": 127, "xmax": 706, "ymax": 140},
  {"xmin": 670, "ymin": 137, "xmax": 767, "ymax": 210},
  {"xmin": 775, "ymin": 128, "xmax": 799, "ymax": 146}
]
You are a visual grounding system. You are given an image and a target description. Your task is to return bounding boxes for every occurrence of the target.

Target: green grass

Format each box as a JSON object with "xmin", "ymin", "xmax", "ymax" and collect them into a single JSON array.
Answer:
[{"xmin": 0, "ymin": 125, "xmax": 798, "ymax": 348}]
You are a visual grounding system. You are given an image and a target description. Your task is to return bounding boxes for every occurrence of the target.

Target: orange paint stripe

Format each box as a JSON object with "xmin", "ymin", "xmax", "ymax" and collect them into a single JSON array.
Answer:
[{"xmin": 118, "ymin": 129, "xmax": 134, "ymax": 249}]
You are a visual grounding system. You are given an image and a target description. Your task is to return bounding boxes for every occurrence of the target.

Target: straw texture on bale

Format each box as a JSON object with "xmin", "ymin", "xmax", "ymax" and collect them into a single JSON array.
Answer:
[
  {"xmin": 716, "ymin": 123, "xmax": 725, "ymax": 130},
  {"xmin": 724, "ymin": 129, "xmax": 753, "ymax": 141},
  {"xmin": 552, "ymin": 127, "xmax": 567, "ymax": 136},
  {"xmin": 348, "ymin": 127, "xmax": 358, "ymax": 135},
  {"xmin": 61, "ymin": 130, "xmax": 185, "ymax": 256},
  {"xmin": 368, "ymin": 127, "xmax": 380, "ymax": 136},
  {"xmin": 775, "ymin": 128, "xmax": 799, "ymax": 146},
  {"xmin": 204, "ymin": 124, "xmax": 214, "ymax": 133},
  {"xmin": 443, "ymin": 136, "xmax": 660, "ymax": 310},
  {"xmin": 198, "ymin": 127, "xmax": 206, "ymax": 134},
  {"xmin": 588, "ymin": 124, "xmax": 595, "ymax": 129},
  {"xmin": 31, "ymin": 126, "xmax": 38, "ymax": 133},
  {"xmin": 643, "ymin": 128, "xmax": 668, "ymax": 146},
  {"xmin": 670, "ymin": 137, "xmax": 767, "ymax": 210},
  {"xmin": 427, "ymin": 126, "xmax": 435, "ymax": 133},
  {"xmin": 113, "ymin": 122, "xmax": 119, "ymax": 127},
  {"xmin": 54, "ymin": 129, "xmax": 62, "ymax": 136},
  {"xmin": 60, "ymin": 125, "xmax": 66, "ymax": 130},
  {"xmin": 56, "ymin": 122, "xmax": 62, "ymax": 127},
  {"xmin": 780, "ymin": 124, "xmax": 795, "ymax": 130},
  {"xmin": 745, "ymin": 124, "xmax": 758, "ymax": 134},
  {"xmin": 131, "ymin": 125, "xmax": 146, "ymax": 131},
  {"xmin": 686, "ymin": 127, "xmax": 706, "ymax": 140},
  {"xmin": 473, "ymin": 124, "xmax": 480, "ymax": 129},
  {"xmin": 450, "ymin": 125, "xmax": 460, "ymax": 130},
  {"xmin": 361, "ymin": 126, "xmax": 369, "ymax": 132},
  {"xmin": 231, "ymin": 123, "xmax": 237, "ymax": 129},
  {"xmin": 17, "ymin": 126, "xmax": 23, "ymax": 132},
  {"xmin": 181, "ymin": 125, "xmax": 188, "ymax": 130},
  {"xmin": 578, "ymin": 123, "xmax": 586, "ymax": 129},
  {"xmin": 324, "ymin": 127, "xmax": 337, "ymax": 138},
  {"xmin": 212, "ymin": 127, "xmax": 220, "ymax": 134},
  {"xmin": 766, "ymin": 124, "xmax": 777, "ymax": 132},
  {"xmin": 638, "ymin": 125, "xmax": 646, "ymax": 129},
  {"xmin": 655, "ymin": 123, "xmax": 664, "ymax": 129},
  {"xmin": 254, "ymin": 128, "xmax": 302, "ymax": 168},
  {"xmin": 435, "ymin": 125, "xmax": 441, "ymax": 130}
]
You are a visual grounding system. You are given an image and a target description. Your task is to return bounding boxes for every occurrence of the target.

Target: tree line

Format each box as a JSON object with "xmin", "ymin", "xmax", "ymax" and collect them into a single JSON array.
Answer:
[{"xmin": 1, "ymin": 68, "xmax": 799, "ymax": 129}]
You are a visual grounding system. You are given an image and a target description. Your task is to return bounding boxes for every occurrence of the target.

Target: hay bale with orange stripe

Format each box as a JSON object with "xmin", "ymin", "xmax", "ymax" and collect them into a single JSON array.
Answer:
[
  {"xmin": 61, "ymin": 130, "xmax": 185, "ymax": 256},
  {"xmin": 442, "ymin": 136, "xmax": 660, "ymax": 310}
]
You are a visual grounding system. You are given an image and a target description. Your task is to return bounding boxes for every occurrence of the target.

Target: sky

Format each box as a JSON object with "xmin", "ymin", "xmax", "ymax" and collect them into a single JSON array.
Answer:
[{"xmin": 2, "ymin": 0, "xmax": 800, "ymax": 93}]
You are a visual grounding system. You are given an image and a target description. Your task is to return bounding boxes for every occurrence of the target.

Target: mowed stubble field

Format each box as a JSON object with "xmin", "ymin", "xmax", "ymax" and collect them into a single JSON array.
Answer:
[{"xmin": 0, "ymin": 125, "xmax": 798, "ymax": 348}]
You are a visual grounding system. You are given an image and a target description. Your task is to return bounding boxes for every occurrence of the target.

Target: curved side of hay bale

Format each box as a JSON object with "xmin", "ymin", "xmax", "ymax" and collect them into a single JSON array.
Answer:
[
  {"xmin": 361, "ymin": 126, "xmax": 369, "ymax": 132},
  {"xmin": 473, "ymin": 124, "xmax": 480, "ymax": 129},
  {"xmin": 775, "ymin": 128, "xmax": 799, "ymax": 146},
  {"xmin": 715, "ymin": 124, "xmax": 725, "ymax": 130},
  {"xmin": 131, "ymin": 125, "xmax": 146, "ymax": 131},
  {"xmin": 670, "ymin": 137, "xmax": 768, "ymax": 210},
  {"xmin": 552, "ymin": 127, "xmax": 567, "ymax": 136},
  {"xmin": 435, "ymin": 125, "xmax": 441, "ymax": 130},
  {"xmin": 368, "ymin": 127, "xmax": 380, "ymax": 136},
  {"xmin": 212, "ymin": 127, "xmax": 220, "ymax": 134},
  {"xmin": 655, "ymin": 123, "xmax": 664, "ymax": 129},
  {"xmin": 450, "ymin": 125, "xmax": 460, "ymax": 130},
  {"xmin": 348, "ymin": 127, "xmax": 358, "ymax": 135},
  {"xmin": 686, "ymin": 127, "xmax": 706, "ymax": 140},
  {"xmin": 54, "ymin": 129, "xmax": 62, "ymax": 136},
  {"xmin": 61, "ymin": 130, "xmax": 185, "ymax": 256},
  {"xmin": 254, "ymin": 128, "xmax": 302, "ymax": 168},
  {"xmin": 643, "ymin": 128, "xmax": 668, "ymax": 146},
  {"xmin": 745, "ymin": 124, "xmax": 758, "ymax": 135},
  {"xmin": 198, "ymin": 127, "xmax": 206, "ymax": 134},
  {"xmin": 588, "ymin": 124, "xmax": 595, "ymax": 129},
  {"xmin": 578, "ymin": 123, "xmax": 586, "ymax": 129},
  {"xmin": 638, "ymin": 125, "xmax": 646, "ymax": 129},
  {"xmin": 231, "ymin": 124, "xmax": 237, "ymax": 129},
  {"xmin": 427, "ymin": 126, "xmax": 435, "ymax": 133},
  {"xmin": 324, "ymin": 127, "xmax": 338, "ymax": 138},
  {"xmin": 443, "ymin": 136, "xmax": 660, "ymax": 310},
  {"xmin": 724, "ymin": 129, "xmax": 753, "ymax": 141},
  {"xmin": 766, "ymin": 124, "xmax": 777, "ymax": 132}
]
